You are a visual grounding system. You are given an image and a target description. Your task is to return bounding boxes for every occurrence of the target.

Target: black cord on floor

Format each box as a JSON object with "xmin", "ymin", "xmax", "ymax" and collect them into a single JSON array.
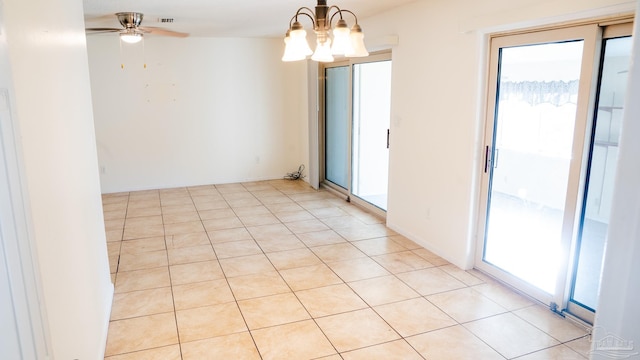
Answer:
[{"xmin": 284, "ymin": 164, "xmax": 305, "ymax": 180}]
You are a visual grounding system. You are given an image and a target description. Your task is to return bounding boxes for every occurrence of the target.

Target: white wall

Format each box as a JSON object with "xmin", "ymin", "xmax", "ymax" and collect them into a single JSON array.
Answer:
[
  {"xmin": 87, "ymin": 36, "xmax": 309, "ymax": 193},
  {"xmin": 591, "ymin": 3, "xmax": 640, "ymax": 358},
  {"xmin": 3, "ymin": 0, "xmax": 113, "ymax": 358},
  {"xmin": 360, "ymin": 0, "xmax": 636, "ymax": 268},
  {"xmin": 0, "ymin": 17, "xmax": 49, "ymax": 357}
]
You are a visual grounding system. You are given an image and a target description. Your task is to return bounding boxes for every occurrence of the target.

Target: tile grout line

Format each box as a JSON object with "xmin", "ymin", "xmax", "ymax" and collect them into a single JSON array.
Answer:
[{"xmin": 159, "ymin": 190, "xmax": 184, "ymax": 360}]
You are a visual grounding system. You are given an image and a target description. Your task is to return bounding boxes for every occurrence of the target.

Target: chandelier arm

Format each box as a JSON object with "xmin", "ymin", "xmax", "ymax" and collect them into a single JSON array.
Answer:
[
  {"xmin": 336, "ymin": 9, "xmax": 359, "ymax": 24},
  {"xmin": 291, "ymin": 7, "xmax": 317, "ymax": 28},
  {"xmin": 327, "ymin": 5, "xmax": 348, "ymax": 28},
  {"xmin": 328, "ymin": 8, "xmax": 344, "ymax": 27}
]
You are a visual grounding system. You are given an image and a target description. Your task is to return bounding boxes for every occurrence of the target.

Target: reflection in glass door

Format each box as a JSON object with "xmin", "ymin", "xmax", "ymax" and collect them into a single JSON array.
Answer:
[
  {"xmin": 352, "ymin": 61, "xmax": 392, "ymax": 210},
  {"xmin": 325, "ymin": 66, "xmax": 350, "ymax": 189},
  {"xmin": 571, "ymin": 35, "xmax": 632, "ymax": 312},
  {"xmin": 483, "ymin": 40, "xmax": 585, "ymax": 295}
]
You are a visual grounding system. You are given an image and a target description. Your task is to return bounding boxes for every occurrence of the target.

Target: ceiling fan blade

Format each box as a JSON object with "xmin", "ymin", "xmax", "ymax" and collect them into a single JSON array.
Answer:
[
  {"xmin": 139, "ymin": 26, "xmax": 189, "ymax": 38},
  {"xmin": 86, "ymin": 27, "xmax": 121, "ymax": 33},
  {"xmin": 84, "ymin": 14, "xmax": 118, "ymax": 22}
]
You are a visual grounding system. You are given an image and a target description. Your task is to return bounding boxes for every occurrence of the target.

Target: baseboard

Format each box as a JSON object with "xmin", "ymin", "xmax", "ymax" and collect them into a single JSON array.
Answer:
[{"xmin": 385, "ymin": 220, "xmax": 465, "ymax": 269}]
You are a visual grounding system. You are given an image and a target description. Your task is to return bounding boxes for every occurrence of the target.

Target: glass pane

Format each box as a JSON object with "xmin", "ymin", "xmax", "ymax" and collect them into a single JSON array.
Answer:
[
  {"xmin": 484, "ymin": 41, "xmax": 584, "ymax": 294},
  {"xmin": 325, "ymin": 66, "xmax": 350, "ymax": 189},
  {"xmin": 352, "ymin": 60, "xmax": 392, "ymax": 210},
  {"xmin": 572, "ymin": 36, "xmax": 632, "ymax": 310}
]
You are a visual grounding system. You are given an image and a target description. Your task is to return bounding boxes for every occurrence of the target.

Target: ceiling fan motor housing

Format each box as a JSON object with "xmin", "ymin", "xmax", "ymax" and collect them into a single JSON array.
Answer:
[{"xmin": 116, "ymin": 12, "xmax": 143, "ymax": 29}]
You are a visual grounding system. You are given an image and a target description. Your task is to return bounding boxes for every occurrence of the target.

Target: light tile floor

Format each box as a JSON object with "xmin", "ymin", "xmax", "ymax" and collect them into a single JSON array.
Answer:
[{"xmin": 103, "ymin": 180, "xmax": 592, "ymax": 359}]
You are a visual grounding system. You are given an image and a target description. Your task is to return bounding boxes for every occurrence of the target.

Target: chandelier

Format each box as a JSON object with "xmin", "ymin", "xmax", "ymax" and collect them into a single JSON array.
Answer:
[{"xmin": 282, "ymin": 0, "xmax": 369, "ymax": 62}]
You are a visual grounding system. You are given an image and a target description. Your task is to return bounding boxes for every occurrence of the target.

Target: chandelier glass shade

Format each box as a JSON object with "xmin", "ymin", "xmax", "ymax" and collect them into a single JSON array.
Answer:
[{"xmin": 282, "ymin": 0, "xmax": 369, "ymax": 62}]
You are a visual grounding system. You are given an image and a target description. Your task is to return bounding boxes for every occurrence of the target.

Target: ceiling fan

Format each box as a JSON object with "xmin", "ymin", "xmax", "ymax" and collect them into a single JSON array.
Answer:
[{"xmin": 86, "ymin": 12, "xmax": 189, "ymax": 43}]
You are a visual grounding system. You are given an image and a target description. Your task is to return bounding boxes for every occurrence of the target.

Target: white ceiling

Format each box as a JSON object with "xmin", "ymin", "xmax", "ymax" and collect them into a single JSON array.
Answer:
[{"xmin": 83, "ymin": 0, "xmax": 416, "ymax": 39}]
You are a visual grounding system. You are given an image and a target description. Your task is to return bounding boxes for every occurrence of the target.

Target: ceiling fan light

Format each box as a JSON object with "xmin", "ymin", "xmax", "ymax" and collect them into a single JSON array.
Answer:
[
  {"xmin": 120, "ymin": 32, "xmax": 143, "ymax": 44},
  {"xmin": 346, "ymin": 24, "xmax": 368, "ymax": 57}
]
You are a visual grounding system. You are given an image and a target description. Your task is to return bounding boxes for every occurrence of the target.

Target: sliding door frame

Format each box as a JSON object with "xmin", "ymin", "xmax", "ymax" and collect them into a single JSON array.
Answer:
[
  {"xmin": 319, "ymin": 52, "xmax": 392, "ymax": 218},
  {"xmin": 475, "ymin": 24, "xmax": 602, "ymax": 308}
]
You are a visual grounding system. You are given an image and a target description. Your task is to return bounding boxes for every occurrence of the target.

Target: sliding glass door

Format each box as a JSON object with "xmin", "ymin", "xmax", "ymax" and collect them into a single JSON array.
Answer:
[
  {"xmin": 569, "ymin": 33, "xmax": 632, "ymax": 317},
  {"xmin": 483, "ymin": 39, "xmax": 585, "ymax": 296},
  {"xmin": 477, "ymin": 22, "xmax": 632, "ymax": 323},
  {"xmin": 322, "ymin": 54, "xmax": 392, "ymax": 213}
]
